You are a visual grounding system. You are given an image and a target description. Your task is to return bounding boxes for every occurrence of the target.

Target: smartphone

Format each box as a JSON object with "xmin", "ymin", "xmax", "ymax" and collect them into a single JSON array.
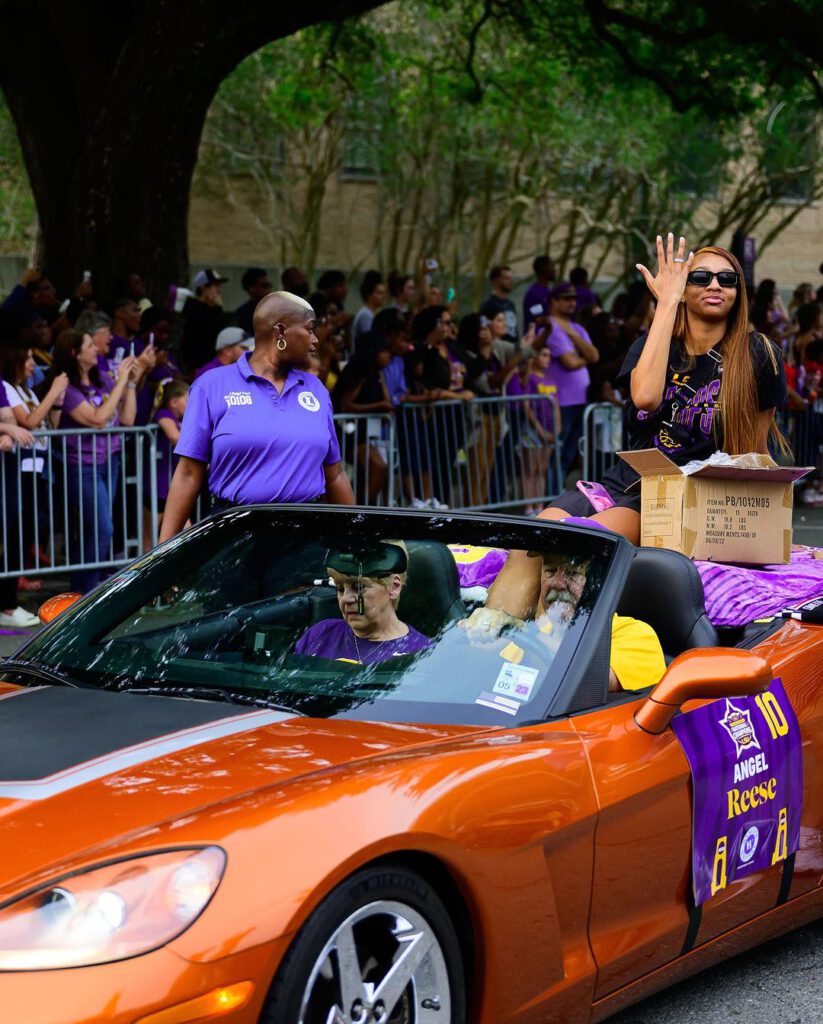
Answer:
[
  {"xmin": 576, "ymin": 480, "xmax": 616, "ymax": 513},
  {"xmin": 129, "ymin": 340, "xmax": 135, "ymax": 358},
  {"xmin": 446, "ymin": 286, "xmax": 455, "ymax": 303},
  {"xmin": 425, "ymin": 258, "xmax": 439, "ymax": 271}
]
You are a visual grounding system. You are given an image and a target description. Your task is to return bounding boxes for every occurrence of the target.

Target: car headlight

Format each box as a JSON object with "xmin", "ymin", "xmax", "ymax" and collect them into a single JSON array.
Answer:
[{"xmin": 0, "ymin": 846, "xmax": 225, "ymax": 970}]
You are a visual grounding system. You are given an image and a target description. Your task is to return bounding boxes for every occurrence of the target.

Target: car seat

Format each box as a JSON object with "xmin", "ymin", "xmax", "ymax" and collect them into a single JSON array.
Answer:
[
  {"xmin": 616, "ymin": 546, "xmax": 718, "ymax": 660},
  {"xmin": 398, "ymin": 540, "xmax": 466, "ymax": 638}
]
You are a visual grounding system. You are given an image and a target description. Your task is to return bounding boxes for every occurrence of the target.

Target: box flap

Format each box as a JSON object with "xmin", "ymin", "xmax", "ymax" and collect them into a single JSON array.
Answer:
[
  {"xmin": 617, "ymin": 449, "xmax": 679, "ymax": 476},
  {"xmin": 690, "ymin": 464, "xmax": 813, "ymax": 483}
]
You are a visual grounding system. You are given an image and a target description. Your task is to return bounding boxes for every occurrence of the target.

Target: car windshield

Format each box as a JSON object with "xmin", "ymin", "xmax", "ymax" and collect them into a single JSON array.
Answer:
[{"xmin": 15, "ymin": 510, "xmax": 617, "ymax": 726}]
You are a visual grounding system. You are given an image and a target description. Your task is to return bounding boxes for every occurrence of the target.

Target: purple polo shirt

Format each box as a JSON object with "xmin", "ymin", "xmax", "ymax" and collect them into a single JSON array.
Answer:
[
  {"xmin": 194, "ymin": 356, "xmax": 223, "ymax": 380},
  {"xmin": 545, "ymin": 320, "xmax": 592, "ymax": 407},
  {"xmin": 0, "ymin": 379, "xmax": 8, "ymax": 408},
  {"xmin": 295, "ymin": 618, "xmax": 432, "ymax": 663},
  {"xmin": 175, "ymin": 352, "xmax": 341, "ymax": 504}
]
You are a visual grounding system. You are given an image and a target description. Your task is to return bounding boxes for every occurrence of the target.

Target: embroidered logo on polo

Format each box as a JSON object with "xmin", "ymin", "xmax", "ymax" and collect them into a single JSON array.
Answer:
[
  {"xmin": 224, "ymin": 390, "xmax": 253, "ymax": 408},
  {"xmin": 298, "ymin": 391, "xmax": 321, "ymax": 412}
]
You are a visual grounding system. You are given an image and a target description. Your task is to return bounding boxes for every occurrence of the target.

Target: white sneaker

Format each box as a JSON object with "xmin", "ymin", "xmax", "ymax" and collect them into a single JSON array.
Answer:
[
  {"xmin": 410, "ymin": 497, "xmax": 428, "ymax": 510},
  {"xmin": 0, "ymin": 606, "xmax": 40, "ymax": 628},
  {"xmin": 427, "ymin": 497, "xmax": 449, "ymax": 510}
]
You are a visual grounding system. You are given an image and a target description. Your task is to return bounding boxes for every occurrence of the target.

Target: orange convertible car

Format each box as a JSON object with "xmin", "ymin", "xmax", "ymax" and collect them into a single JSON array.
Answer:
[{"xmin": 1, "ymin": 506, "xmax": 821, "ymax": 1024}]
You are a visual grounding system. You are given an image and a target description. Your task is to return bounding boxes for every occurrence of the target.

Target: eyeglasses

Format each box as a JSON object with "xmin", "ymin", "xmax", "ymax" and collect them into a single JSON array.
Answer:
[{"xmin": 687, "ymin": 270, "xmax": 739, "ymax": 288}]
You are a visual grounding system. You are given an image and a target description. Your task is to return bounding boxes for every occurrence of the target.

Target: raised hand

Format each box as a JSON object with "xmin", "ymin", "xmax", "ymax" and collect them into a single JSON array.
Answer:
[
  {"xmin": 636, "ymin": 232, "xmax": 694, "ymax": 306},
  {"xmin": 49, "ymin": 372, "xmax": 69, "ymax": 399}
]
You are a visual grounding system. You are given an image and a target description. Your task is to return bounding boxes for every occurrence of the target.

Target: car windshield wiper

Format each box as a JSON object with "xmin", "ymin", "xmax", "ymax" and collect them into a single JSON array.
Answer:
[
  {"xmin": 0, "ymin": 658, "xmax": 90, "ymax": 689},
  {"xmin": 103, "ymin": 682, "xmax": 306, "ymax": 716}
]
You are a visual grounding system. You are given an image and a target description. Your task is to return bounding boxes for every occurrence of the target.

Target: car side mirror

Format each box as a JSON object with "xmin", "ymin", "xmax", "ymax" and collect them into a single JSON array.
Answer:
[
  {"xmin": 38, "ymin": 592, "xmax": 83, "ymax": 625},
  {"xmin": 634, "ymin": 648, "xmax": 773, "ymax": 735}
]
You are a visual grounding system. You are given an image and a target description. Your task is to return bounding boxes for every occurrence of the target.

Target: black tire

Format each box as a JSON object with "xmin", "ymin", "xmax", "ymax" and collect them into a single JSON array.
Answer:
[{"xmin": 260, "ymin": 863, "xmax": 467, "ymax": 1024}]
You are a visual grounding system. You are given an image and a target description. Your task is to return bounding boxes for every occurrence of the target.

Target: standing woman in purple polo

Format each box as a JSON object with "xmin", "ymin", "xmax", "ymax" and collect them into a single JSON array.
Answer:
[{"xmin": 159, "ymin": 292, "xmax": 354, "ymax": 541}]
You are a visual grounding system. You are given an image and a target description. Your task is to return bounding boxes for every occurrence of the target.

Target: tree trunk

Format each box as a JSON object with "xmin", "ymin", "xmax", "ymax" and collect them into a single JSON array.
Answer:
[{"xmin": 0, "ymin": 0, "xmax": 382, "ymax": 304}]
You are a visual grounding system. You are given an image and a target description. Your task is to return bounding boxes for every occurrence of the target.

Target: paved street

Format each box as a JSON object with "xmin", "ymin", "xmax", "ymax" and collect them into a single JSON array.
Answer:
[
  {"xmin": 607, "ymin": 919, "xmax": 823, "ymax": 1023},
  {"xmin": 3, "ymin": 506, "xmax": 823, "ymax": 1018}
]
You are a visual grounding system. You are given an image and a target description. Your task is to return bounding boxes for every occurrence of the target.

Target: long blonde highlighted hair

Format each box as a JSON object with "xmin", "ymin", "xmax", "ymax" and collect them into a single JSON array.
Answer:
[{"xmin": 673, "ymin": 246, "xmax": 789, "ymax": 458}]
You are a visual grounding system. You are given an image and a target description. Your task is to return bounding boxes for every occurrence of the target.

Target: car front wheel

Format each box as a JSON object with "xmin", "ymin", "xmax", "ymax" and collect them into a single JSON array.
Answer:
[{"xmin": 261, "ymin": 864, "xmax": 466, "ymax": 1024}]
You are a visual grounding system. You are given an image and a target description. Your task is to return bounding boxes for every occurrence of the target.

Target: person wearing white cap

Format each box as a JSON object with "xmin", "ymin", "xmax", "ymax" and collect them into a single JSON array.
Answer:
[
  {"xmin": 194, "ymin": 327, "xmax": 254, "ymax": 379},
  {"xmin": 181, "ymin": 268, "xmax": 231, "ymax": 373}
]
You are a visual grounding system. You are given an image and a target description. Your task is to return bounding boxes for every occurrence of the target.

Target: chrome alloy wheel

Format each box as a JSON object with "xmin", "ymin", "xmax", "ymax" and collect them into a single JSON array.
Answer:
[{"xmin": 298, "ymin": 899, "xmax": 452, "ymax": 1024}]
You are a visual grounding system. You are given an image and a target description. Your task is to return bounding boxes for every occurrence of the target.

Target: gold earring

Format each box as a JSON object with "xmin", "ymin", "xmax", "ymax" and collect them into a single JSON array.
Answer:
[{"xmin": 277, "ymin": 337, "xmax": 287, "ymax": 351}]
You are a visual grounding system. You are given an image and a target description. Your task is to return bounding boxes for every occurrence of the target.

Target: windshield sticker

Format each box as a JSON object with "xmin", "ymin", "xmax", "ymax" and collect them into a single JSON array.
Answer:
[
  {"xmin": 672, "ymin": 678, "xmax": 802, "ymax": 905},
  {"xmin": 475, "ymin": 691, "xmax": 519, "ymax": 715},
  {"xmin": 492, "ymin": 663, "xmax": 539, "ymax": 703}
]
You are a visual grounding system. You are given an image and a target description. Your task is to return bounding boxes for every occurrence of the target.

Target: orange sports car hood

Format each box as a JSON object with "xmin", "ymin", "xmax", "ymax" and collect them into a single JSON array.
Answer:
[{"xmin": 0, "ymin": 684, "xmax": 481, "ymax": 891}]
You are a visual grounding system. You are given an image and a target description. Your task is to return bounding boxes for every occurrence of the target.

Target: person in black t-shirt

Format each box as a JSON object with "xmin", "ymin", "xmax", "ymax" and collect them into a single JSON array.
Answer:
[
  {"xmin": 480, "ymin": 265, "xmax": 519, "ymax": 342},
  {"xmin": 539, "ymin": 235, "xmax": 788, "ymax": 543}
]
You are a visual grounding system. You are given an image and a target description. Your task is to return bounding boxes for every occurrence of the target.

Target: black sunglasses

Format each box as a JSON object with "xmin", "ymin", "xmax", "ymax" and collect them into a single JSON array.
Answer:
[{"xmin": 687, "ymin": 270, "xmax": 739, "ymax": 288}]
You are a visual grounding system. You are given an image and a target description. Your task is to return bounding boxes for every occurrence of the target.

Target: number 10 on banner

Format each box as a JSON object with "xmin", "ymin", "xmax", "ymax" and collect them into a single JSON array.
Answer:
[{"xmin": 756, "ymin": 692, "xmax": 789, "ymax": 739}]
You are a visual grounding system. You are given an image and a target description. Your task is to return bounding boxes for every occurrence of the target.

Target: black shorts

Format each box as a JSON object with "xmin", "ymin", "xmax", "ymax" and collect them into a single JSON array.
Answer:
[{"xmin": 549, "ymin": 482, "xmax": 641, "ymax": 516}]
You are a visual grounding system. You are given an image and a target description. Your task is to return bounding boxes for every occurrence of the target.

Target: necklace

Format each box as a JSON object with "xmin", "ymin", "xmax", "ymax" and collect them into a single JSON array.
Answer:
[
  {"xmin": 350, "ymin": 624, "xmax": 408, "ymax": 664},
  {"xmin": 352, "ymin": 632, "xmax": 394, "ymax": 665}
]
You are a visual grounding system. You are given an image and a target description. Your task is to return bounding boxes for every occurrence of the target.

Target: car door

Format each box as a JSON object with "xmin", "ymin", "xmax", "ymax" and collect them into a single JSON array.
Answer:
[{"xmin": 574, "ymin": 678, "xmax": 793, "ymax": 1000}]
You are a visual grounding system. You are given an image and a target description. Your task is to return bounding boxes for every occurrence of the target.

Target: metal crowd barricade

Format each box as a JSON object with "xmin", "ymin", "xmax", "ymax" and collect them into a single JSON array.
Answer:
[
  {"xmin": 579, "ymin": 402, "xmax": 625, "ymax": 483},
  {"xmin": 0, "ymin": 425, "xmax": 155, "ymax": 580},
  {"xmin": 333, "ymin": 412, "xmax": 396, "ymax": 507},
  {"xmin": 395, "ymin": 394, "xmax": 561, "ymax": 511},
  {"xmin": 779, "ymin": 404, "xmax": 822, "ymax": 469}
]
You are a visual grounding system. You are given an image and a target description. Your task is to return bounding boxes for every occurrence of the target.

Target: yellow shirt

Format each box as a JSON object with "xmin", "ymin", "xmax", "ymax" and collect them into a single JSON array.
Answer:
[{"xmin": 610, "ymin": 615, "xmax": 666, "ymax": 691}]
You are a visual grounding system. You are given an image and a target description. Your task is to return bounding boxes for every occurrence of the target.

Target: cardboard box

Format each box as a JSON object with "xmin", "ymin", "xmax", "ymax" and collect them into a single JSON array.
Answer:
[{"xmin": 617, "ymin": 449, "xmax": 811, "ymax": 564}]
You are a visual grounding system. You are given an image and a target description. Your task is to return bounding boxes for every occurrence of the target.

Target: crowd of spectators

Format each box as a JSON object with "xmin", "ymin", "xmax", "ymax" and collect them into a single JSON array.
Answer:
[{"xmin": 1, "ymin": 254, "xmax": 822, "ymax": 616}]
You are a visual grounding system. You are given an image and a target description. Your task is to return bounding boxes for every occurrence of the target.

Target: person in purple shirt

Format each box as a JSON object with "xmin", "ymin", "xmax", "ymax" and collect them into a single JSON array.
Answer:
[
  {"xmin": 194, "ymin": 326, "xmax": 253, "ymax": 380},
  {"xmin": 295, "ymin": 541, "xmax": 432, "ymax": 664},
  {"xmin": 75, "ymin": 309, "xmax": 115, "ymax": 384},
  {"xmin": 542, "ymin": 282, "xmax": 599, "ymax": 483},
  {"xmin": 143, "ymin": 378, "xmax": 189, "ymax": 550},
  {"xmin": 522, "ymin": 255, "xmax": 556, "ymax": 330},
  {"xmin": 569, "ymin": 266, "xmax": 601, "ymax": 314},
  {"xmin": 45, "ymin": 328, "xmax": 138, "ymax": 592},
  {"xmin": 159, "ymin": 291, "xmax": 354, "ymax": 542}
]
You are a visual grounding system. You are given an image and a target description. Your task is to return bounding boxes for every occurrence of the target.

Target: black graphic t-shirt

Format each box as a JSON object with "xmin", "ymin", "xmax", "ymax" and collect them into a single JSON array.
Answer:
[{"xmin": 604, "ymin": 332, "xmax": 787, "ymax": 494}]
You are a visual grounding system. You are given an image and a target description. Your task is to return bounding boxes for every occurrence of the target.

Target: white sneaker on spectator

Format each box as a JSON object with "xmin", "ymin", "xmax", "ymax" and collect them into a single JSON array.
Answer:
[
  {"xmin": 0, "ymin": 607, "xmax": 40, "ymax": 628},
  {"xmin": 410, "ymin": 497, "xmax": 429, "ymax": 510},
  {"xmin": 426, "ymin": 497, "xmax": 449, "ymax": 510}
]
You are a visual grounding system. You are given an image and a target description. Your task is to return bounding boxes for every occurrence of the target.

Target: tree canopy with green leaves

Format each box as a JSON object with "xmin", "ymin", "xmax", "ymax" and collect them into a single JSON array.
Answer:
[
  {"xmin": 197, "ymin": 0, "xmax": 820, "ymax": 300},
  {"xmin": 0, "ymin": 0, "xmax": 818, "ymax": 297}
]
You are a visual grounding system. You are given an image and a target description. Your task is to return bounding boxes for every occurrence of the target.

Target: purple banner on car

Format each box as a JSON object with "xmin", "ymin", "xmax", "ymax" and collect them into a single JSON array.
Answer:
[{"xmin": 672, "ymin": 678, "xmax": 802, "ymax": 906}]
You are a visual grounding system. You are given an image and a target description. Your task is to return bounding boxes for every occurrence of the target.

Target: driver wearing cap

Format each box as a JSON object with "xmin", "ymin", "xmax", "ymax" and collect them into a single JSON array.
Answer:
[{"xmin": 296, "ymin": 541, "xmax": 432, "ymax": 664}]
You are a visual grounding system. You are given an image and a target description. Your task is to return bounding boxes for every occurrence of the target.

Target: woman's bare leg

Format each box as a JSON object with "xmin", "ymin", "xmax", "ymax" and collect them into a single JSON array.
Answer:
[
  {"xmin": 537, "ymin": 506, "xmax": 571, "ymax": 521},
  {"xmin": 537, "ymin": 503, "xmax": 640, "ymax": 543},
  {"xmin": 590, "ymin": 507, "xmax": 641, "ymax": 543}
]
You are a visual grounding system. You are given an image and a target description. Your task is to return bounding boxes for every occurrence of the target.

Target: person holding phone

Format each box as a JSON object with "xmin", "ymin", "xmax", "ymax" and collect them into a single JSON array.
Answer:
[
  {"xmin": 538, "ymin": 234, "xmax": 788, "ymax": 542},
  {"xmin": 47, "ymin": 329, "xmax": 139, "ymax": 592}
]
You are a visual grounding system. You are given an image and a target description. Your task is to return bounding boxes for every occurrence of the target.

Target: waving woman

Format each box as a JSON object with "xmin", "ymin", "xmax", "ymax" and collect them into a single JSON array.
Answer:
[{"xmin": 540, "ymin": 233, "xmax": 788, "ymax": 542}]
